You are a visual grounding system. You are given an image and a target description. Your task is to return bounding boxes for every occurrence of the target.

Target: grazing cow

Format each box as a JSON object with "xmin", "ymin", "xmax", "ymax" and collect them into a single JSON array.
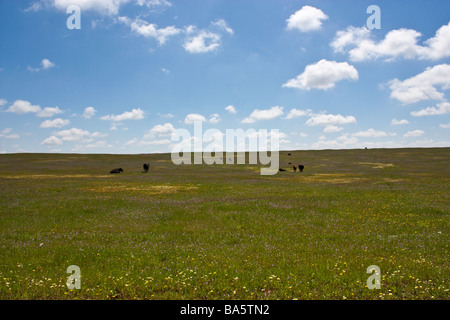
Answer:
[
  {"xmin": 279, "ymin": 168, "xmax": 286, "ymax": 172},
  {"xmin": 288, "ymin": 162, "xmax": 292, "ymax": 165},
  {"xmin": 110, "ymin": 168, "xmax": 123, "ymax": 174},
  {"xmin": 293, "ymin": 166, "xmax": 297, "ymax": 172},
  {"xmin": 298, "ymin": 165, "xmax": 304, "ymax": 172},
  {"xmin": 288, "ymin": 153, "xmax": 291, "ymax": 156},
  {"xmin": 143, "ymin": 163, "xmax": 149, "ymax": 172}
]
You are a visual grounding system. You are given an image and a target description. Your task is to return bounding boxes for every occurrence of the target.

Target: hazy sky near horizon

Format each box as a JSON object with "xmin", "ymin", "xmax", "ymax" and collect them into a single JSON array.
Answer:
[{"xmin": 1, "ymin": 0, "xmax": 450, "ymax": 153}]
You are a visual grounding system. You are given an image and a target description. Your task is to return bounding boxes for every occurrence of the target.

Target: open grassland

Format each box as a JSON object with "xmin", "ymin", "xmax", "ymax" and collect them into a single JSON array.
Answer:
[{"xmin": 0, "ymin": 148, "xmax": 448, "ymax": 300}]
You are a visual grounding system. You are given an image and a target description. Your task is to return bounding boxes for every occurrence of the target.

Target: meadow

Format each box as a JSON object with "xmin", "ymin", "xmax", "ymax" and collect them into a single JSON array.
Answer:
[{"xmin": 0, "ymin": 148, "xmax": 448, "ymax": 300}]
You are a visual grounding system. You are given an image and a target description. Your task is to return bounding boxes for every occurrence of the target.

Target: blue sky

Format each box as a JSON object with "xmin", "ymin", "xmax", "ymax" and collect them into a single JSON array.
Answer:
[{"xmin": 0, "ymin": 0, "xmax": 449, "ymax": 153}]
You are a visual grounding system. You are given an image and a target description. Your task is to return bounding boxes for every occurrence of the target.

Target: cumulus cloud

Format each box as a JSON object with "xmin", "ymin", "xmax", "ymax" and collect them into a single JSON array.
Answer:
[
  {"xmin": 136, "ymin": 0, "xmax": 171, "ymax": 8},
  {"xmin": 282, "ymin": 59, "xmax": 358, "ymax": 90},
  {"xmin": 0, "ymin": 128, "xmax": 19, "ymax": 139},
  {"xmin": 410, "ymin": 102, "xmax": 450, "ymax": 116},
  {"xmin": 284, "ymin": 108, "xmax": 311, "ymax": 119},
  {"xmin": 0, "ymin": 98, "xmax": 7, "ymax": 107},
  {"xmin": 225, "ymin": 105, "xmax": 237, "ymax": 114},
  {"xmin": 27, "ymin": 58, "xmax": 55, "ymax": 72},
  {"xmin": 30, "ymin": 0, "xmax": 172, "ymax": 15},
  {"xmin": 6, "ymin": 100, "xmax": 41, "ymax": 114},
  {"xmin": 41, "ymin": 136, "xmax": 63, "ymax": 145},
  {"xmin": 82, "ymin": 106, "xmax": 97, "ymax": 119},
  {"xmin": 184, "ymin": 113, "xmax": 207, "ymax": 124},
  {"xmin": 149, "ymin": 122, "xmax": 175, "ymax": 135},
  {"xmin": 323, "ymin": 125, "xmax": 343, "ymax": 133},
  {"xmin": 312, "ymin": 134, "xmax": 358, "ymax": 149},
  {"xmin": 286, "ymin": 6, "xmax": 328, "ymax": 32},
  {"xmin": 353, "ymin": 128, "xmax": 389, "ymax": 138},
  {"xmin": 101, "ymin": 108, "xmax": 144, "ymax": 121},
  {"xmin": 209, "ymin": 113, "xmax": 220, "ymax": 124},
  {"xmin": 306, "ymin": 113, "xmax": 357, "ymax": 126},
  {"xmin": 119, "ymin": 14, "xmax": 231, "ymax": 53},
  {"xmin": 124, "ymin": 17, "xmax": 182, "ymax": 45},
  {"xmin": 241, "ymin": 106, "xmax": 284, "ymax": 124},
  {"xmin": 183, "ymin": 30, "xmax": 221, "ymax": 53},
  {"xmin": 37, "ymin": 106, "xmax": 63, "ymax": 118},
  {"xmin": 40, "ymin": 118, "xmax": 70, "ymax": 128},
  {"xmin": 404, "ymin": 129, "xmax": 425, "ymax": 137},
  {"xmin": 212, "ymin": 19, "xmax": 233, "ymax": 35},
  {"xmin": 53, "ymin": 0, "xmax": 129, "ymax": 15},
  {"xmin": 331, "ymin": 22, "xmax": 450, "ymax": 61},
  {"xmin": 41, "ymin": 58, "xmax": 55, "ymax": 70},
  {"xmin": 391, "ymin": 119, "xmax": 409, "ymax": 125},
  {"xmin": 54, "ymin": 128, "xmax": 91, "ymax": 141},
  {"xmin": 388, "ymin": 64, "xmax": 450, "ymax": 104}
]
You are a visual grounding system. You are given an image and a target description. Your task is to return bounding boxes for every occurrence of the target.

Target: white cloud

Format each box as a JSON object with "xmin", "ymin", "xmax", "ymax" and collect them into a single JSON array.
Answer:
[
  {"xmin": 27, "ymin": 58, "xmax": 55, "ymax": 72},
  {"xmin": 389, "ymin": 64, "xmax": 450, "ymax": 104},
  {"xmin": 0, "ymin": 98, "xmax": 7, "ymax": 107},
  {"xmin": 423, "ymin": 22, "xmax": 450, "ymax": 60},
  {"xmin": 82, "ymin": 106, "xmax": 97, "ymax": 119},
  {"xmin": 2, "ymin": 134, "xmax": 20, "ymax": 139},
  {"xmin": 183, "ymin": 30, "xmax": 221, "ymax": 53},
  {"xmin": 211, "ymin": 19, "xmax": 233, "ymax": 35},
  {"xmin": 312, "ymin": 134, "xmax": 358, "ymax": 149},
  {"xmin": 209, "ymin": 113, "xmax": 220, "ymax": 124},
  {"xmin": 136, "ymin": 0, "xmax": 171, "ymax": 8},
  {"xmin": 331, "ymin": 26, "xmax": 371, "ymax": 54},
  {"xmin": 40, "ymin": 118, "xmax": 70, "ymax": 128},
  {"xmin": 124, "ymin": 138, "xmax": 138, "ymax": 146},
  {"xmin": 286, "ymin": 6, "xmax": 328, "ymax": 32},
  {"xmin": 241, "ymin": 106, "xmax": 284, "ymax": 124},
  {"xmin": 306, "ymin": 113, "xmax": 356, "ymax": 126},
  {"xmin": 37, "ymin": 106, "xmax": 63, "ymax": 118},
  {"xmin": 323, "ymin": 125, "xmax": 343, "ymax": 133},
  {"xmin": 225, "ymin": 105, "xmax": 237, "ymax": 114},
  {"xmin": 54, "ymin": 128, "xmax": 91, "ymax": 141},
  {"xmin": 439, "ymin": 123, "xmax": 450, "ymax": 129},
  {"xmin": 184, "ymin": 113, "xmax": 207, "ymax": 124},
  {"xmin": 127, "ymin": 17, "xmax": 182, "ymax": 45},
  {"xmin": 411, "ymin": 102, "xmax": 450, "ymax": 116},
  {"xmin": 139, "ymin": 138, "xmax": 171, "ymax": 145},
  {"xmin": 101, "ymin": 108, "xmax": 144, "ymax": 121},
  {"xmin": 282, "ymin": 59, "xmax": 358, "ymax": 90},
  {"xmin": 41, "ymin": 136, "xmax": 63, "ymax": 145},
  {"xmin": 157, "ymin": 112, "xmax": 174, "ymax": 118},
  {"xmin": 391, "ymin": 119, "xmax": 409, "ymax": 125},
  {"xmin": 6, "ymin": 100, "xmax": 41, "ymax": 114},
  {"xmin": 30, "ymin": 0, "xmax": 171, "ymax": 15},
  {"xmin": 353, "ymin": 128, "xmax": 388, "ymax": 138},
  {"xmin": 41, "ymin": 58, "xmax": 55, "ymax": 70},
  {"xmin": 284, "ymin": 108, "xmax": 311, "ymax": 119},
  {"xmin": 27, "ymin": 66, "xmax": 40, "ymax": 72},
  {"xmin": 149, "ymin": 122, "xmax": 175, "ymax": 135},
  {"xmin": 0, "ymin": 128, "xmax": 19, "ymax": 139},
  {"xmin": 332, "ymin": 22, "xmax": 450, "ymax": 61},
  {"xmin": 404, "ymin": 129, "xmax": 424, "ymax": 137},
  {"xmin": 53, "ymin": 0, "xmax": 129, "ymax": 15}
]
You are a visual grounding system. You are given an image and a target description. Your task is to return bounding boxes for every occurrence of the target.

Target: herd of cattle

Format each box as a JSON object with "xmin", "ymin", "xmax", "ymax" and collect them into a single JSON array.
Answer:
[{"xmin": 110, "ymin": 160, "xmax": 305, "ymax": 174}]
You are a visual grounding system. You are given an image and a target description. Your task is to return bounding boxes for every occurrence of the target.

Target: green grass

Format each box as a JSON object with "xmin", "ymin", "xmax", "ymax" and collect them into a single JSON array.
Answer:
[{"xmin": 0, "ymin": 148, "xmax": 448, "ymax": 300}]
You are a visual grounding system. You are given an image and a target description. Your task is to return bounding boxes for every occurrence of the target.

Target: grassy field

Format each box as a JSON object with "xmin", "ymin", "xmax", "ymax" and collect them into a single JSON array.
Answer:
[{"xmin": 0, "ymin": 148, "xmax": 448, "ymax": 300}]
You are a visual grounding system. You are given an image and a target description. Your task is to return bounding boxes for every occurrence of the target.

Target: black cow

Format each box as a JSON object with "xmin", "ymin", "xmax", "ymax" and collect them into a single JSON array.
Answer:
[
  {"xmin": 298, "ymin": 165, "xmax": 304, "ymax": 172},
  {"xmin": 110, "ymin": 168, "xmax": 123, "ymax": 174},
  {"xmin": 293, "ymin": 165, "xmax": 297, "ymax": 172},
  {"xmin": 143, "ymin": 163, "xmax": 149, "ymax": 172}
]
